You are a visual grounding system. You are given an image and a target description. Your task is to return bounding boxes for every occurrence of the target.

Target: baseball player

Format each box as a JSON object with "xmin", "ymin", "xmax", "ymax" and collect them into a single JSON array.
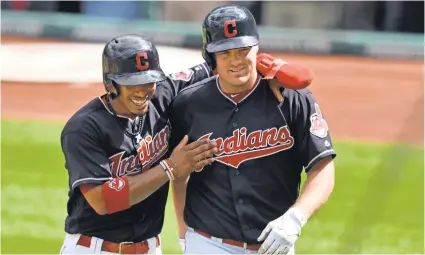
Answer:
[
  {"xmin": 58, "ymin": 33, "xmax": 306, "ymax": 254},
  {"xmin": 59, "ymin": 34, "xmax": 219, "ymax": 254},
  {"xmin": 169, "ymin": 4, "xmax": 336, "ymax": 255}
]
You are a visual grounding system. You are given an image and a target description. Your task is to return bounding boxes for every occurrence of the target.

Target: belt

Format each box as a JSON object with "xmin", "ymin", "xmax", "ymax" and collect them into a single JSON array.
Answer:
[
  {"xmin": 193, "ymin": 229, "xmax": 261, "ymax": 251},
  {"xmin": 77, "ymin": 234, "xmax": 160, "ymax": 254}
]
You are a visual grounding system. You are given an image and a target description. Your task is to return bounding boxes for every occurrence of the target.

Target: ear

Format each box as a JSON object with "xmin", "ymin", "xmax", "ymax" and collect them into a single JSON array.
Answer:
[
  {"xmin": 105, "ymin": 82, "xmax": 119, "ymax": 99},
  {"xmin": 202, "ymin": 47, "xmax": 216, "ymax": 70},
  {"xmin": 106, "ymin": 83, "xmax": 117, "ymax": 93}
]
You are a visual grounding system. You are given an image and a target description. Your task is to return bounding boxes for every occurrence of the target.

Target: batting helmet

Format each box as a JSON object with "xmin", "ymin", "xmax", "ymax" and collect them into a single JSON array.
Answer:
[
  {"xmin": 202, "ymin": 4, "xmax": 259, "ymax": 69},
  {"xmin": 102, "ymin": 34, "xmax": 166, "ymax": 96}
]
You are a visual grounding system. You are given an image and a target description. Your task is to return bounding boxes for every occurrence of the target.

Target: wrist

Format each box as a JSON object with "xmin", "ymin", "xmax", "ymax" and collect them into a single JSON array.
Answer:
[
  {"xmin": 179, "ymin": 226, "xmax": 188, "ymax": 239},
  {"xmin": 160, "ymin": 159, "xmax": 178, "ymax": 180},
  {"xmin": 286, "ymin": 207, "xmax": 308, "ymax": 228}
]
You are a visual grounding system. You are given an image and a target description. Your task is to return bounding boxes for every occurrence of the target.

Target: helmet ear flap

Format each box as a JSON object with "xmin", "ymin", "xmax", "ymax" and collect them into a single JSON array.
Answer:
[
  {"xmin": 202, "ymin": 47, "xmax": 216, "ymax": 71},
  {"xmin": 104, "ymin": 81, "xmax": 120, "ymax": 99}
]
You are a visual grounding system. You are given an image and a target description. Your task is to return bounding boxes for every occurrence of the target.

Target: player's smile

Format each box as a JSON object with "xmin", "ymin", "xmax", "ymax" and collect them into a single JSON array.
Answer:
[
  {"xmin": 131, "ymin": 98, "xmax": 146, "ymax": 106},
  {"xmin": 130, "ymin": 95, "xmax": 149, "ymax": 107},
  {"xmin": 115, "ymin": 83, "xmax": 156, "ymax": 115},
  {"xmin": 128, "ymin": 95, "xmax": 150, "ymax": 114},
  {"xmin": 229, "ymin": 66, "xmax": 246, "ymax": 76}
]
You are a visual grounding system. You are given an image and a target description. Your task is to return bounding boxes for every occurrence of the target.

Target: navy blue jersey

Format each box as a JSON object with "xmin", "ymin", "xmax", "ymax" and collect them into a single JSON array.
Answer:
[
  {"xmin": 168, "ymin": 76, "xmax": 336, "ymax": 244},
  {"xmin": 61, "ymin": 63, "xmax": 211, "ymax": 243}
]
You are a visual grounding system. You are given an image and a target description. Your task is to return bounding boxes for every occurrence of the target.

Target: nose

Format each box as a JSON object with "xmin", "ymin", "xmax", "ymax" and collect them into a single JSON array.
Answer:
[
  {"xmin": 131, "ymin": 83, "xmax": 155, "ymax": 96},
  {"xmin": 229, "ymin": 51, "xmax": 243, "ymax": 65}
]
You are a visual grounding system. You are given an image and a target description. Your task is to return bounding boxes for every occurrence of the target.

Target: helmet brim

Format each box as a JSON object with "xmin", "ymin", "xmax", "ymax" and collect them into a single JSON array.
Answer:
[
  {"xmin": 206, "ymin": 36, "xmax": 259, "ymax": 53},
  {"xmin": 108, "ymin": 70, "xmax": 167, "ymax": 86}
]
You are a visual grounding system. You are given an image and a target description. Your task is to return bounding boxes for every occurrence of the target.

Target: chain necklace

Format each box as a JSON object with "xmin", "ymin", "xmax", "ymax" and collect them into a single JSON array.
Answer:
[{"xmin": 106, "ymin": 94, "xmax": 146, "ymax": 147}]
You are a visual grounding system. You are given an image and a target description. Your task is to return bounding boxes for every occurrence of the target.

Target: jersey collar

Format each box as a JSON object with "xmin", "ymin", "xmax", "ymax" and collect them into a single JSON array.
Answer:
[{"xmin": 215, "ymin": 75, "xmax": 261, "ymax": 105}]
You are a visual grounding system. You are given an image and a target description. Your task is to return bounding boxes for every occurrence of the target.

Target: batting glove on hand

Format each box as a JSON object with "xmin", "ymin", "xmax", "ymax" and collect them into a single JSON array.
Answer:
[
  {"xmin": 257, "ymin": 207, "xmax": 307, "ymax": 254},
  {"xmin": 178, "ymin": 238, "xmax": 185, "ymax": 253}
]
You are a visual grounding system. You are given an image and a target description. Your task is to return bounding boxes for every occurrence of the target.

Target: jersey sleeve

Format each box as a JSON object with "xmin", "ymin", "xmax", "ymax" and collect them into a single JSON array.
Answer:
[
  {"xmin": 156, "ymin": 62, "xmax": 211, "ymax": 108},
  {"xmin": 61, "ymin": 130, "xmax": 112, "ymax": 191},
  {"xmin": 284, "ymin": 90, "xmax": 337, "ymax": 172}
]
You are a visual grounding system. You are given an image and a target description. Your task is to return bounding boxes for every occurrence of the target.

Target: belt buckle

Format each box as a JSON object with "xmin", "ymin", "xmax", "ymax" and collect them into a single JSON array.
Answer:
[
  {"xmin": 243, "ymin": 243, "xmax": 248, "ymax": 249},
  {"xmin": 119, "ymin": 241, "xmax": 134, "ymax": 253}
]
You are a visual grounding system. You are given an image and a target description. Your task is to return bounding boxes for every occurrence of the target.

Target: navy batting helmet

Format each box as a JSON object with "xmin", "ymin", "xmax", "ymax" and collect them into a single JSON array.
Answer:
[
  {"xmin": 102, "ymin": 34, "xmax": 166, "ymax": 96},
  {"xmin": 202, "ymin": 4, "xmax": 259, "ymax": 69}
]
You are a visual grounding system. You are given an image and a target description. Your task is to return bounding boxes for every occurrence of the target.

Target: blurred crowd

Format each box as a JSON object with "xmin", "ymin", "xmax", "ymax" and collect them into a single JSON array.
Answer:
[{"xmin": 2, "ymin": 1, "xmax": 424, "ymax": 33}]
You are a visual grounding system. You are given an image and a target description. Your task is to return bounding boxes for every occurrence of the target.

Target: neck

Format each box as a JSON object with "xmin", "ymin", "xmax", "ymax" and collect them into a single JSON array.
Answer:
[{"xmin": 218, "ymin": 71, "xmax": 258, "ymax": 94}]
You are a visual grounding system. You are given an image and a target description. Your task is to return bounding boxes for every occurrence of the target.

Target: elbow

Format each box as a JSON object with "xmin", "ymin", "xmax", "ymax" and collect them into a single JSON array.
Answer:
[
  {"xmin": 90, "ymin": 203, "xmax": 108, "ymax": 215},
  {"xmin": 94, "ymin": 209, "xmax": 107, "ymax": 216},
  {"xmin": 80, "ymin": 186, "xmax": 109, "ymax": 215}
]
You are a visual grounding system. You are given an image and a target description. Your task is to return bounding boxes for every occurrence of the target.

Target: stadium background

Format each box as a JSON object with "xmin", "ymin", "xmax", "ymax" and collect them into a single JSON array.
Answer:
[{"xmin": 1, "ymin": 1, "xmax": 424, "ymax": 254}]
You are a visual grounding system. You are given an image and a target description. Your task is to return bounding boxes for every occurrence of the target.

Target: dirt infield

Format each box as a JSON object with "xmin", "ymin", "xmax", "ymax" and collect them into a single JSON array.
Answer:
[{"xmin": 2, "ymin": 36, "xmax": 424, "ymax": 145}]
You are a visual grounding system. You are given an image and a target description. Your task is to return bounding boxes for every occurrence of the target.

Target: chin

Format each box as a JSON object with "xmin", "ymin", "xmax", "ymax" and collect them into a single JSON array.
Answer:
[
  {"xmin": 132, "ymin": 104, "xmax": 149, "ymax": 116},
  {"xmin": 231, "ymin": 76, "xmax": 250, "ymax": 86}
]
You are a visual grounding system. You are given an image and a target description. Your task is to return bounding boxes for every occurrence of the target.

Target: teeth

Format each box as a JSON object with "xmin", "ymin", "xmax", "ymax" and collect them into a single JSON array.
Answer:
[{"xmin": 132, "ymin": 99, "xmax": 145, "ymax": 106}]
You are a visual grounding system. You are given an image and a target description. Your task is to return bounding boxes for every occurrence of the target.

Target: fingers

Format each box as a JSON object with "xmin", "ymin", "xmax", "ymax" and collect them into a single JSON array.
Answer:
[
  {"xmin": 194, "ymin": 157, "xmax": 215, "ymax": 170},
  {"xmin": 269, "ymin": 80, "xmax": 284, "ymax": 103},
  {"xmin": 258, "ymin": 236, "xmax": 274, "ymax": 254},
  {"xmin": 265, "ymin": 241, "xmax": 279, "ymax": 255},
  {"xmin": 176, "ymin": 135, "xmax": 189, "ymax": 149},
  {"xmin": 257, "ymin": 225, "xmax": 273, "ymax": 254},
  {"xmin": 185, "ymin": 138, "xmax": 211, "ymax": 151},
  {"xmin": 257, "ymin": 224, "xmax": 272, "ymax": 242},
  {"xmin": 274, "ymin": 246, "xmax": 290, "ymax": 255},
  {"xmin": 178, "ymin": 238, "xmax": 185, "ymax": 253},
  {"xmin": 193, "ymin": 143, "xmax": 218, "ymax": 161}
]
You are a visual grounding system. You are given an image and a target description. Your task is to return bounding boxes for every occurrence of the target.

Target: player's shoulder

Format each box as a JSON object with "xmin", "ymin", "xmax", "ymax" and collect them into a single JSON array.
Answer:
[
  {"xmin": 172, "ymin": 75, "xmax": 217, "ymax": 105},
  {"xmin": 284, "ymin": 87, "xmax": 312, "ymax": 96},
  {"xmin": 169, "ymin": 62, "xmax": 211, "ymax": 81},
  {"xmin": 61, "ymin": 96, "xmax": 105, "ymax": 137},
  {"xmin": 283, "ymin": 87, "xmax": 315, "ymax": 102}
]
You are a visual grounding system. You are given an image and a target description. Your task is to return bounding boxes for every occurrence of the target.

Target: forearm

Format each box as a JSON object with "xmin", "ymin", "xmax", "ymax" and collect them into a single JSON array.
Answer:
[
  {"xmin": 83, "ymin": 135, "xmax": 218, "ymax": 215},
  {"xmin": 172, "ymin": 177, "xmax": 189, "ymax": 238},
  {"xmin": 292, "ymin": 157, "xmax": 335, "ymax": 219},
  {"xmin": 128, "ymin": 164, "xmax": 170, "ymax": 205},
  {"xmin": 82, "ymin": 164, "xmax": 169, "ymax": 215}
]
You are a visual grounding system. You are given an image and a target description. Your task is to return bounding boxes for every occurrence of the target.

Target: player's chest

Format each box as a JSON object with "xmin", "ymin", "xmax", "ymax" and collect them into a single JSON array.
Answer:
[
  {"xmin": 187, "ymin": 97, "xmax": 294, "ymax": 168},
  {"xmin": 106, "ymin": 114, "xmax": 170, "ymax": 177}
]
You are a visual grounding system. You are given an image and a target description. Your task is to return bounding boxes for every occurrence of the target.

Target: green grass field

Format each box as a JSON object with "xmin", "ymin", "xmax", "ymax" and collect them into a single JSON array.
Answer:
[{"xmin": 1, "ymin": 119, "xmax": 423, "ymax": 254}]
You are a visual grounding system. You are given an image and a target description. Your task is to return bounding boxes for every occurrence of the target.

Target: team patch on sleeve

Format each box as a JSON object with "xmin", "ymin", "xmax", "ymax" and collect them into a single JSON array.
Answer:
[
  {"xmin": 169, "ymin": 69, "xmax": 194, "ymax": 81},
  {"xmin": 108, "ymin": 178, "xmax": 126, "ymax": 191},
  {"xmin": 309, "ymin": 103, "xmax": 328, "ymax": 138}
]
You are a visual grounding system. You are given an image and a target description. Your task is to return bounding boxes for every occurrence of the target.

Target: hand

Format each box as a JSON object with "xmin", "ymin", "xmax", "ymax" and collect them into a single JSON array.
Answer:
[
  {"xmin": 268, "ymin": 79, "xmax": 284, "ymax": 103},
  {"xmin": 257, "ymin": 53, "xmax": 313, "ymax": 90},
  {"xmin": 178, "ymin": 238, "xmax": 185, "ymax": 253},
  {"xmin": 257, "ymin": 208, "xmax": 307, "ymax": 254},
  {"xmin": 169, "ymin": 135, "xmax": 217, "ymax": 178}
]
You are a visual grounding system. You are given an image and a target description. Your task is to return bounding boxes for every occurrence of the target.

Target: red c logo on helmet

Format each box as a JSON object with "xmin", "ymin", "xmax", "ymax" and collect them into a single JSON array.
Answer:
[
  {"xmin": 224, "ymin": 20, "xmax": 237, "ymax": 38},
  {"xmin": 136, "ymin": 52, "xmax": 149, "ymax": 71}
]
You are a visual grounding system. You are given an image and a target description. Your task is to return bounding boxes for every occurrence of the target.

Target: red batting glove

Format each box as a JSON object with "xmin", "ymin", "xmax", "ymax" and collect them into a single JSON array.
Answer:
[{"xmin": 256, "ymin": 53, "xmax": 314, "ymax": 90}]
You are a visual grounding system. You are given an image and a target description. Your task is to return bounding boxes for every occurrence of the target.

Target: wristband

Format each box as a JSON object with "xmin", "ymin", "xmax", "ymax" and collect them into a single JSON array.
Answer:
[{"xmin": 101, "ymin": 177, "xmax": 130, "ymax": 214}]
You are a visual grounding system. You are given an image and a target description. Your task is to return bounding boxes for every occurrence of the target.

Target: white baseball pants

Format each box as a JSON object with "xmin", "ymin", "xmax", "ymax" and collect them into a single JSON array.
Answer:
[{"xmin": 184, "ymin": 227, "xmax": 295, "ymax": 254}]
